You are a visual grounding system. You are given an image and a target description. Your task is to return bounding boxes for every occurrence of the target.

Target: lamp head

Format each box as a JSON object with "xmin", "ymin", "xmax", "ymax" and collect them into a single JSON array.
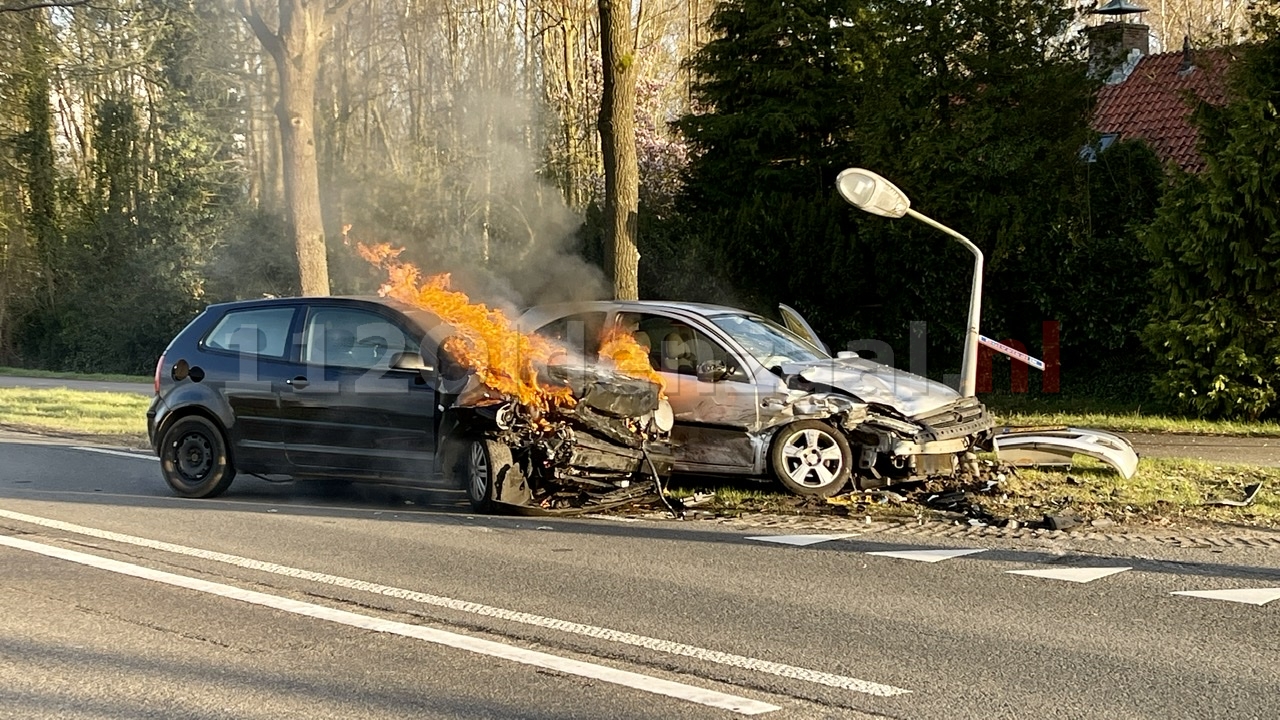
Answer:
[{"xmin": 836, "ymin": 168, "xmax": 911, "ymax": 218}]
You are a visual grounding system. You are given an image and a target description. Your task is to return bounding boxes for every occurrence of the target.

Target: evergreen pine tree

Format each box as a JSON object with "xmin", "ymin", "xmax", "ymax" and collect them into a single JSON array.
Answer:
[{"xmin": 1143, "ymin": 10, "xmax": 1280, "ymax": 418}]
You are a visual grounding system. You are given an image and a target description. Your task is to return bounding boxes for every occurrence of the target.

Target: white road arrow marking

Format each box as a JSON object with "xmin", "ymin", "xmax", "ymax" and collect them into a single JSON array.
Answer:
[
  {"xmin": 744, "ymin": 533, "xmax": 859, "ymax": 547},
  {"xmin": 866, "ymin": 548, "xmax": 986, "ymax": 563},
  {"xmin": 1006, "ymin": 567, "xmax": 1131, "ymax": 583},
  {"xmin": 1171, "ymin": 588, "xmax": 1280, "ymax": 606}
]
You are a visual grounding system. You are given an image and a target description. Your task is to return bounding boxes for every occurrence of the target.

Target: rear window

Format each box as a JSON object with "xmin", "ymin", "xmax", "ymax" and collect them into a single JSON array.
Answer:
[{"xmin": 204, "ymin": 307, "xmax": 296, "ymax": 358}]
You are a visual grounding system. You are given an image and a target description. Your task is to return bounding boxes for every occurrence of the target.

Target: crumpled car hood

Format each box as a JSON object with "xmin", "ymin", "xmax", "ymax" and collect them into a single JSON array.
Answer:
[{"xmin": 781, "ymin": 357, "xmax": 961, "ymax": 418}]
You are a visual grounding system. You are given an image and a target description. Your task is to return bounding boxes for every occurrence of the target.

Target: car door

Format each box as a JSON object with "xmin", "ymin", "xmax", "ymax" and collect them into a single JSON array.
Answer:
[
  {"xmin": 279, "ymin": 303, "xmax": 437, "ymax": 479},
  {"xmin": 614, "ymin": 311, "xmax": 760, "ymax": 474},
  {"xmin": 200, "ymin": 304, "xmax": 302, "ymax": 472}
]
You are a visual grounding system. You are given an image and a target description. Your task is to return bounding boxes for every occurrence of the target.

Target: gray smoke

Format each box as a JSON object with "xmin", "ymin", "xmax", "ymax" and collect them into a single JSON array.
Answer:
[{"xmin": 429, "ymin": 90, "xmax": 609, "ymax": 313}]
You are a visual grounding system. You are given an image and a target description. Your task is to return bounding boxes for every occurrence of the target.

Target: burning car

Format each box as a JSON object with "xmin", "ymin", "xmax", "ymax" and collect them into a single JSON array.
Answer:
[
  {"xmin": 520, "ymin": 301, "xmax": 995, "ymax": 497},
  {"xmin": 147, "ymin": 249, "xmax": 672, "ymax": 513}
]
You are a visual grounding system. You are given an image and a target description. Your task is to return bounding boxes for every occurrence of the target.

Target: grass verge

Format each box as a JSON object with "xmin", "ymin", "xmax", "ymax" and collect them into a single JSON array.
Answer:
[
  {"xmin": 0, "ymin": 387, "xmax": 150, "ymax": 448},
  {"xmin": 0, "ymin": 366, "xmax": 151, "ymax": 385},
  {"xmin": 667, "ymin": 456, "xmax": 1280, "ymax": 530},
  {"xmin": 971, "ymin": 456, "xmax": 1280, "ymax": 529},
  {"xmin": 982, "ymin": 392, "xmax": 1280, "ymax": 437}
]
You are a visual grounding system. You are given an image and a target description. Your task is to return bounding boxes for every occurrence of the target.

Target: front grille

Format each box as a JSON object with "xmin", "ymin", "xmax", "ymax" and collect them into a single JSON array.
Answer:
[{"xmin": 913, "ymin": 397, "xmax": 993, "ymax": 443}]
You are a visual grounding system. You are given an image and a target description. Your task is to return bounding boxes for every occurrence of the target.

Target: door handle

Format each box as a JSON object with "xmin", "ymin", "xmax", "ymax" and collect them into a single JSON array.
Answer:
[{"xmin": 286, "ymin": 376, "xmax": 309, "ymax": 389}]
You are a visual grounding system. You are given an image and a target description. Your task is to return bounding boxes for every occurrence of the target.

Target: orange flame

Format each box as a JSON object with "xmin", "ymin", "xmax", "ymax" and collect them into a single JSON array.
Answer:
[
  {"xmin": 599, "ymin": 325, "xmax": 666, "ymax": 394},
  {"xmin": 358, "ymin": 242, "xmax": 574, "ymax": 413}
]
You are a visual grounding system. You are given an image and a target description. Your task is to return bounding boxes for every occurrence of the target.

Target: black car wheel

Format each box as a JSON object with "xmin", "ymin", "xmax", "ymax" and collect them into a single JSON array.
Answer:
[
  {"xmin": 160, "ymin": 415, "xmax": 236, "ymax": 498},
  {"xmin": 769, "ymin": 420, "xmax": 852, "ymax": 497}
]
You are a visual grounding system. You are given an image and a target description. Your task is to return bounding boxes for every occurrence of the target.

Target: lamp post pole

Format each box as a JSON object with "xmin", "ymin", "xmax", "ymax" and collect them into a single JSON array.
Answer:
[
  {"xmin": 835, "ymin": 168, "xmax": 984, "ymax": 397},
  {"xmin": 903, "ymin": 208, "xmax": 983, "ymax": 397}
]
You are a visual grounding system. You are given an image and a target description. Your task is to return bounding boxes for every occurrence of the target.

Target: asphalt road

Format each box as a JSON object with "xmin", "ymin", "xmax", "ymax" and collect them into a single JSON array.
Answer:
[
  {"xmin": 1, "ymin": 433, "xmax": 1278, "ymax": 719},
  {"xmin": 0, "ymin": 375, "xmax": 152, "ymax": 395}
]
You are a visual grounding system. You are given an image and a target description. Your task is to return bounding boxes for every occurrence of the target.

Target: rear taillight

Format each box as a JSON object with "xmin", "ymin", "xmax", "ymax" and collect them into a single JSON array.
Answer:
[{"xmin": 154, "ymin": 353, "xmax": 165, "ymax": 394}]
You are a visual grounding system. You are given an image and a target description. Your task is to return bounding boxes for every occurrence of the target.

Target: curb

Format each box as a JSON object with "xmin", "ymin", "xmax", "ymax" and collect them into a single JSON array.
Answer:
[
  {"xmin": 660, "ymin": 511, "xmax": 1280, "ymax": 550},
  {"xmin": 876, "ymin": 520, "xmax": 1280, "ymax": 549}
]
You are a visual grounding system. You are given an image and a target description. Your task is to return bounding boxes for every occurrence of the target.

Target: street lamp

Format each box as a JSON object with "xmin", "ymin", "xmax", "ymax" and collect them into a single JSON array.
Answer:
[{"xmin": 835, "ymin": 168, "xmax": 984, "ymax": 398}]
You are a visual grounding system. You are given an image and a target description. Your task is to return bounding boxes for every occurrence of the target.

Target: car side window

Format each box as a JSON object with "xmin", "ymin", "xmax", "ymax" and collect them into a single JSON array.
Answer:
[
  {"xmin": 616, "ymin": 312, "xmax": 742, "ymax": 380},
  {"xmin": 204, "ymin": 307, "xmax": 296, "ymax": 358},
  {"xmin": 303, "ymin": 307, "xmax": 418, "ymax": 370},
  {"xmin": 535, "ymin": 312, "xmax": 607, "ymax": 360}
]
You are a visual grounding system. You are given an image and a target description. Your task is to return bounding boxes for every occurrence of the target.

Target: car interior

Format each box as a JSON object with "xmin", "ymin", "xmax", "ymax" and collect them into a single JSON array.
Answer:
[{"xmin": 624, "ymin": 314, "xmax": 727, "ymax": 377}]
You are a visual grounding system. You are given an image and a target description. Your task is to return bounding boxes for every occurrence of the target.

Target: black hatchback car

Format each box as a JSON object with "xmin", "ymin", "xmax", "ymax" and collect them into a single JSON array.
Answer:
[{"xmin": 148, "ymin": 296, "xmax": 672, "ymax": 512}]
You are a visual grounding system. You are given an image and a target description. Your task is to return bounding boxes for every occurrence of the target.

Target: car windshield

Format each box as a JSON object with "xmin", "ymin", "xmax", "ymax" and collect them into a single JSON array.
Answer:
[{"xmin": 708, "ymin": 313, "xmax": 828, "ymax": 365}]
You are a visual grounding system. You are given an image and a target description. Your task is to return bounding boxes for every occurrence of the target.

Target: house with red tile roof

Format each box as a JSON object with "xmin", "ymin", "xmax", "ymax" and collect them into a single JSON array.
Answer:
[{"xmin": 1087, "ymin": 9, "xmax": 1238, "ymax": 173}]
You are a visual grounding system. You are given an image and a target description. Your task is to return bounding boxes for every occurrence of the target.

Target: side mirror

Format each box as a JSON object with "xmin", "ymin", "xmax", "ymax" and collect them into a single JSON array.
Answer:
[
  {"xmin": 390, "ymin": 351, "xmax": 433, "ymax": 373},
  {"xmin": 696, "ymin": 359, "xmax": 730, "ymax": 383},
  {"xmin": 836, "ymin": 350, "xmax": 859, "ymax": 359}
]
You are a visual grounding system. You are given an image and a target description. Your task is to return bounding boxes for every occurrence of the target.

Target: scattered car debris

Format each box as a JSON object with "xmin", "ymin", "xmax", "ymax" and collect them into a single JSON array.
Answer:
[
  {"xmin": 1042, "ymin": 513, "xmax": 1082, "ymax": 531},
  {"xmin": 1203, "ymin": 482, "xmax": 1264, "ymax": 507},
  {"xmin": 678, "ymin": 492, "xmax": 717, "ymax": 508}
]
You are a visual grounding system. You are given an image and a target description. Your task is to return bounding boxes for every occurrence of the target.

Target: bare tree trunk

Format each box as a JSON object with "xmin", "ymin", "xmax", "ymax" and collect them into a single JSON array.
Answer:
[
  {"xmin": 562, "ymin": 11, "xmax": 582, "ymax": 208},
  {"xmin": 597, "ymin": 0, "xmax": 639, "ymax": 300},
  {"xmin": 277, "ymin": 27, "xmax": 328, "ymax": 295},
  {"xmin": 480, "ymin": 0, "xmax": 493, "ymax": 264},
  {"xmin": 240, "ymin": 0, "xmax": 353, "ymax": 296}
]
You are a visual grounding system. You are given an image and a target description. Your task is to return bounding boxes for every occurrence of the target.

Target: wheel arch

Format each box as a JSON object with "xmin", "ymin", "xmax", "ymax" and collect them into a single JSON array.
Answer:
[{"xmin": 156, "ymin": 405, "xmax": 234, "ymax": 466}]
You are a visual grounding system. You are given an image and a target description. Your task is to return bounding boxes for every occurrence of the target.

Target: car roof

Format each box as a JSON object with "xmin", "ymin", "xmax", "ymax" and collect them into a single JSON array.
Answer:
[
  {"xmin": 205, "ymin": 295, "xmax": 412, "ymax": 313},
  {"xmin": 526, "ymin": 300, "xmax": 754, "ymax": 318}
]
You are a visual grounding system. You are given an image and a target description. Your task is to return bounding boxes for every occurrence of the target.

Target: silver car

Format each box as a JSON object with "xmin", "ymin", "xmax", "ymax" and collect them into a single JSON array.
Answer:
[{"xmin": 520, "ymin": 301, "xmax": 994, "ymax": 497}]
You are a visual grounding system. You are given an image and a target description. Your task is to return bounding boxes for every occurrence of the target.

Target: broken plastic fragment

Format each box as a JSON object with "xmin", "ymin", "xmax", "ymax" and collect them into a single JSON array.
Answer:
[{"xmin": 1203, "ymin": 482, "xmax": 1263, "ymax": 507}]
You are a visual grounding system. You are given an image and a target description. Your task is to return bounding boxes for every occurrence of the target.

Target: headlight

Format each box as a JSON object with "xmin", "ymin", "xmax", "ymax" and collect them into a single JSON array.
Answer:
[{"xmin": 651, "ymin": 398, "xmax": 675, "ymax": 433}]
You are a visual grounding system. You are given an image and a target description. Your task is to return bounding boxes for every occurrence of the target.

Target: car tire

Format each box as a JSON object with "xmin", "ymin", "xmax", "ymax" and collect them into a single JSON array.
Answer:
[
  {"xmin": 160, "ymin": 415, "xmax": 236, "ymax": 498},
  {"xmin": 463, "ymin": 438, "xmax": 515, "ymax": 512},
  {"xmin": 769, "ymin": 420, "xmax": 852, "ymax": 497}
]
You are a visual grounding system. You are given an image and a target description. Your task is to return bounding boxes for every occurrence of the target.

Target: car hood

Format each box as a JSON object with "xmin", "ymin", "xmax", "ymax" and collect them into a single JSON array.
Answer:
[{"xmin": 780, "ymin": 357, "xmax": 961, "ymax": 418}]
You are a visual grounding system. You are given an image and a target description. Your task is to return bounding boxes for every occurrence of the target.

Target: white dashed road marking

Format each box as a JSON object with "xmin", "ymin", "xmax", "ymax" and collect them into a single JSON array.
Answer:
[
  {"xmin": 866, "ymin": 548, "xmax": 986, "ymax": 563},
  {"xmin": 0, "ymin": 507, "xmax": 911, "ymax": 698},
  {"xmin": 0, "ymin": 533, "xmax": 779, "ymax": 715},
  {"xmin": 745, "ymin": 533, "xmax": 860, "ymax": 546},
  {"xmin": 71, "ymin": 446, "xmax": 159, "ymax": 462},
  {"xmin": 1171, "ymin": 588, "xmax": 1280, "ymax": 606},
  {"xmin": 1006, "ymin": 567, "xmax": 1132, "ymax": 584}
]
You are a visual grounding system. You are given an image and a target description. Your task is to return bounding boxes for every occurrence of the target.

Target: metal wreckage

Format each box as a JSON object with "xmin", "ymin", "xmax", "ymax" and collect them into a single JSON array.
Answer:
[{"xmin": 438, "ymin": 360, "xmax": 675, "ymax": 514}]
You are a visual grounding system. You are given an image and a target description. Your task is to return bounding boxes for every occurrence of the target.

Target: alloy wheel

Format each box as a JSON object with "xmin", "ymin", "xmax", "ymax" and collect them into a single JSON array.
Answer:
[
  {"xmin": 468, "ymin": 441, "xmax": 490, "ymax": 501},
  {"xmin": 780, "ymin": 428, "xmax": 844, "ymax": 488}
]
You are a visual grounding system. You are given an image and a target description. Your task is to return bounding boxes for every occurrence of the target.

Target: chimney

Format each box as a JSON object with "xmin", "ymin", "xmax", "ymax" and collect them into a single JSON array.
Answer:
[
  {"xmin": 1178, "ymin": 35, "xmax": 1195, "ymax": 74},
  {"xmin": 1085, "ymin": 0, "xmax": 1150, "ymax": 81}
]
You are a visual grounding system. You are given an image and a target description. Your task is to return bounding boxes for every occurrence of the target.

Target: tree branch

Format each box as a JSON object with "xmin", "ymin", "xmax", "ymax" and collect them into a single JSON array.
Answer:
[
  {"xmin": 325, "ymin": 0, "xmax": 358, "ymax": 19},
  {"xmin": 633, "ymin": 0, "xmax": 643, "ymax": 54},
  {"xmin": 0, "ymin": 0, "xmax": 89, "ymax": 12},
  {"xmin": 236, "ymin": 0, "xmax": 283, "ymax": 64}
]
